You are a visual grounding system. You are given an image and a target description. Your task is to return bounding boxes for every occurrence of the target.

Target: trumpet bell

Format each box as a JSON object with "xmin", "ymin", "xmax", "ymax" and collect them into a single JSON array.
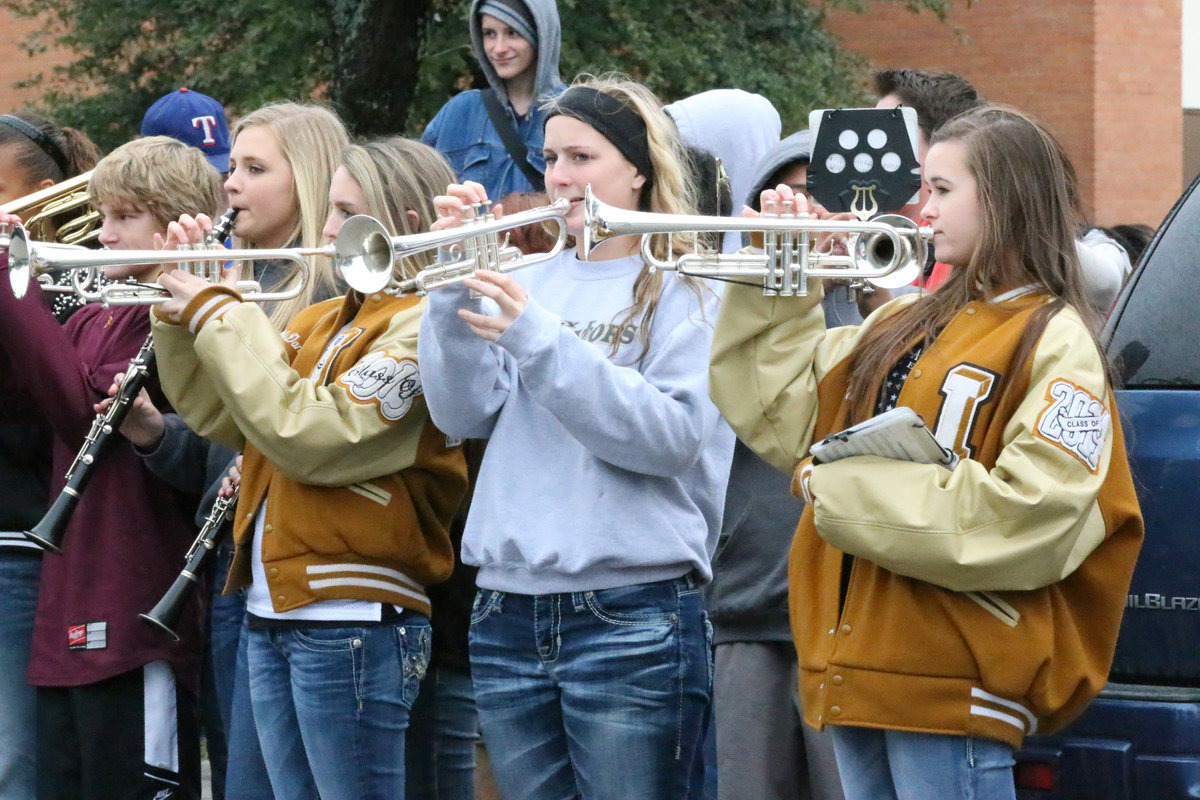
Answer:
[
  {"xmin": 335, "ymin": 215, "xmax": 395, "ymax": 294},
  {"xmin": 9, "ymin": 225, "xmax": 33, "ymax": 299},
  {"xmin": 854, "ymin": 214, "xmax": 927, "ymax": 289}
]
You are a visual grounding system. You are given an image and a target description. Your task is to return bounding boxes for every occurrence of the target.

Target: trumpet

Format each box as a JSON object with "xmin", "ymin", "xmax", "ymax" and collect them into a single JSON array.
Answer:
[
  {"xmin": 140, "ymin": 487, "xmax": 238, "ymax": 641},
  {"xmin": 5, "ymin": 214, "xmax": 393, "ymax": 305},
  {"xmin": 583, "ymin": 187, "xmax": 931, "ymax": 297},
  {"xmin": 338, "ymin": 199, "xmax": 570, "ymax": 296}
]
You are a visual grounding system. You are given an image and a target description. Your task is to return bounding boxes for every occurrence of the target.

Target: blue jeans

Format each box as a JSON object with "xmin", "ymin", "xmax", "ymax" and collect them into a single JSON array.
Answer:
[
  {"xmin": 224, "ymin": 612, "xmax": 274, "ymax": 800},
  {"xmin": 469, "ymin": 574, "xmax": 713, "ymax": 800},
  {"xmin": 829, "ymin": 726, "xmax": 1016, "ymax": 800},
  {"xmin": 247, "ymin": 614, "xmax": 431, "ymax": 800},
  {"xmin": 0, "ymin": 554, "xmax": 39, "ymax": 800},
  {"xmin": 405, "ymin": 662, "xmax": 479, "ymax": 800}
]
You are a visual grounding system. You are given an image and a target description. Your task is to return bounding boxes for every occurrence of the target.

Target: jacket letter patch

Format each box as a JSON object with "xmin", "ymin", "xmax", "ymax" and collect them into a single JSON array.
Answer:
[
  {"xmin": 1034, "ymin": 379, "xmax": 1110, "ymax": 472},
  {"xmin": 338, "ymin": 351, "xmax": 422, "ymax": 422}
]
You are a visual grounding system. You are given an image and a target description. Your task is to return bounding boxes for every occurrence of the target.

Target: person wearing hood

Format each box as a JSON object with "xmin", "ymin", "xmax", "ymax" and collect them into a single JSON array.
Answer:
[
  {"xmin": 422, "ymin": 0, "xmax": 566, "ymax": 200},
  {"xmin": 702, "ymin": 129, "xmax": 848, "ymax": 800},
  {"xmin": 665, "ymin": 89, "xmax": 781, "ymax": 254}
]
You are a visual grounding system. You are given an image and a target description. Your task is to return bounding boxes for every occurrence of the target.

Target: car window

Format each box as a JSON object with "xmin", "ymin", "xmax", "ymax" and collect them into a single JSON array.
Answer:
[{"xmin": 1108, "ymin": 178, "xmax": 1200, "ymax": 388}]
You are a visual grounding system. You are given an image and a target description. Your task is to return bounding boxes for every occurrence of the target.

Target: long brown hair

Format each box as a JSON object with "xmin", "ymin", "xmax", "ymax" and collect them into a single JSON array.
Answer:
[{"xmin": 844, "ymin": 105, "xmax": 1107, "ymax": 422}]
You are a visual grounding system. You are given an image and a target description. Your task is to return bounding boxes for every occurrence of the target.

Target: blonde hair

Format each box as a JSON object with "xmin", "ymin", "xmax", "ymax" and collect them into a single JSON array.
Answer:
[
  {"xmin": 340, "ymin": 137, "xmax": 454, "ymax": 281},
  {"xmin": 543, "ymin": 73, "xmax": 705, "ymax": 360},
  {"xmin": 231, "ymin": 102, "xmax": 349, "ymax": 328},
  {"xmin": 89, "ymin": 136, "xmax": 223, "ymax": 228}
]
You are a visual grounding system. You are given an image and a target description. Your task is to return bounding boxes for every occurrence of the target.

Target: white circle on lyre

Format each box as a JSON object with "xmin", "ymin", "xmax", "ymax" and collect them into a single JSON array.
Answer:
[
  {"xmin": 854, "ymin": 153, "xmax": 874, "ymax": 173},
  {"xmin": 826, "ymin": 153, "xmax": 847, "ymax": 174},
  {"xmin": 881, "ymin": 152, "xmax": 902, "ymax": 172},
  {"xmin": 838, "ymin": 130, "xmax": 859, "ymax": 150},
  {"xmin": 867, "ymin": 129, "xmax": 888, "ymax": 149}
]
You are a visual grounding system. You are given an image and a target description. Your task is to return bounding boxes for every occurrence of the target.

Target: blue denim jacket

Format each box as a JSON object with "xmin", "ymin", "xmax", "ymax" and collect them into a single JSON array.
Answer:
[{"xmin": 422, "ymin": 85, "xmax": 566, "ymax": 201}]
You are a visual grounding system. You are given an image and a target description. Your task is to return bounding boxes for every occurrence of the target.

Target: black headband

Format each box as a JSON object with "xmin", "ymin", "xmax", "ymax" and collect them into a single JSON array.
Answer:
[
  {"xmin": 547, "ymin": 87, "xmax": 654, "ymax": 192},
  {"xmin": 0, "ymin": 115, "xmax": 69, "ymax": 177}
]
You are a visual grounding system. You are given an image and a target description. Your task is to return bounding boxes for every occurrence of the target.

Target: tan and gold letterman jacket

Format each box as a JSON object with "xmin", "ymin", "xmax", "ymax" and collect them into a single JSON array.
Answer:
[
  {"xmin": 710, "ymin": 282, "xmax": 1143, "ymax": 749},
  {"xmin": 152, "ymin": 286, "xmax": 467, "ymax": 618}
]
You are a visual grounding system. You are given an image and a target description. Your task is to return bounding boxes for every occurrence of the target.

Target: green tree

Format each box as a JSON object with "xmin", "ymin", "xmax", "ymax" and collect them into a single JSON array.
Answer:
[{"xmin": 3, "ymin": 0, "xmax": 960, "ymax": 151}]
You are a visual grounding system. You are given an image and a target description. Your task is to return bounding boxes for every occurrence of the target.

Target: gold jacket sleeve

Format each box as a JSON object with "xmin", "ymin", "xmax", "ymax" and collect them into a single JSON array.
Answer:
[
  {"xmin": 158, "ymin": 294, "xmax": 431, "ymax": 488},
  {"xmin": 152, "ymin": 309, "xmax": 247, "ymax": 452},
  {"xmin": 709, "ymin": 279, "xmax": 911, "ymax": 475},
  {"xmin": 810, "ymin": 310, "xmax": 1113, "ymax": 592}
]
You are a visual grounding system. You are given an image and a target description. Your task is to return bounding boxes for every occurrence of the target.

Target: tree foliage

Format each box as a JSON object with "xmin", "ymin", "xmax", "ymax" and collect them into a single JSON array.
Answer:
[{"xmin": 2, "ymin": 0, "xmax": 962, "ymax": 151}]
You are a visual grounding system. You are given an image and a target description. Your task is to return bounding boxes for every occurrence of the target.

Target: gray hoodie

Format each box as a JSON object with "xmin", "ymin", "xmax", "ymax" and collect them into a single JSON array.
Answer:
[
  {"xmin": 665, "ymin": 90, "xmax": 781, "ymax": 254},
  {"xmin": 469, "ymin": 0, "xmax": 563, "ymax": 107}
]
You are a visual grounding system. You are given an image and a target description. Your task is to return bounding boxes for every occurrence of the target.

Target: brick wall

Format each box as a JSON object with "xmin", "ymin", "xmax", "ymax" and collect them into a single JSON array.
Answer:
[
  {"xmin": 0, "ymin": 11, "xmax": 72, "ymax": 112},
  {"xmin": 825, "ymin": 0, "xmax": 1183, "ymax": 228}
]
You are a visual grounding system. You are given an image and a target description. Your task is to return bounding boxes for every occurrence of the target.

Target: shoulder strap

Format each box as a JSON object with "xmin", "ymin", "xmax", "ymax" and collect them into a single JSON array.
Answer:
[{"xmin": 480, "ymin": 89, "xmax": 545, "ymax": 192}]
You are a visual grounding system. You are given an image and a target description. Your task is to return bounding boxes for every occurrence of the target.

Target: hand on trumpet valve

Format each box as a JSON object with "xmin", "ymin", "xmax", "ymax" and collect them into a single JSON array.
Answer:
[
  {"xmin": 155, "ymin": 213, "xmax": 238, "ymax": 322},
  {"xmin": 432, "ymin": 181, "xmax": 505, "ymax": 232},
  {"xmin": 457, "ymin": 269, "xmax": 528, "ymax": 341},
  {"xmin": 93, "ymin": 371, "xmax": 165, "ymax": 450},
  {"xmin": 219, "ymin": 455, "xmax": 242, "ymax": 498}
]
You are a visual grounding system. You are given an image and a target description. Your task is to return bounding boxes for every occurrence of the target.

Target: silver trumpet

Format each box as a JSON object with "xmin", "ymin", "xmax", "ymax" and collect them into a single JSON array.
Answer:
[
  {"xmin": 583, "ymin": 187, "xmax": 932, "ymax": 297},
  {"xmin": 337, "ymin": 199, "xmax": 570, "ymax": 296},
  {"xmin": 5, "ymin": 215, "xmax": 393, "ymax": 305}
]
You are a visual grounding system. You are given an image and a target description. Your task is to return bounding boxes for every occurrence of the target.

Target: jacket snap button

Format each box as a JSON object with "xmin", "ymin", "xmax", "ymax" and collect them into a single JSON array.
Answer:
[
  {"xmin": 268, "ymin": 567, "xmax": 279, "ymax": 577},
  {"xmin": 840, "ymin": 624, "xmax": 852, "ymax": 636},
  {"xmin": 827, "ymin": 628, "xmax": 835, "ymax": 636},
  {"xmin": 911, "ymin": 369, "xmax": 922, "ymax": 378},
  {"xmin": 830, "ymin": 706, "xmax": 842, "ymax": 717},
  {"xmin": 276, "ymin": 595, "xmax": 286, "ymax": 603},
  {"xmin": 264, "ymin": 524, "xmax": 273, "ymax": 532},
  {"xmin": 819, "ymin": 682, "xmax": 825, "ymax": 690},
  {"xmin": 966, "ymin": 307, "xmax": 977, "ymax": 314},
  {"xmin": 831, "ymin": 674, "xmax": 844, "ymax": 685}
]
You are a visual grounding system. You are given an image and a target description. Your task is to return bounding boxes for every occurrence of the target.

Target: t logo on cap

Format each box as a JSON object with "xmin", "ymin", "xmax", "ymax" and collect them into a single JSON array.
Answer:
[{"xmin": 192, "ymin": 115, "xmax": 218, "ymax": 145}]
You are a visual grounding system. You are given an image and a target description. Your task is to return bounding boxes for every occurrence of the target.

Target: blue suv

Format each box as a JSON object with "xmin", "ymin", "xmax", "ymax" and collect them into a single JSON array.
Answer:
[{"xmin": 1014, "ymin": 175, "xmax": 1200, "ymax": 798}]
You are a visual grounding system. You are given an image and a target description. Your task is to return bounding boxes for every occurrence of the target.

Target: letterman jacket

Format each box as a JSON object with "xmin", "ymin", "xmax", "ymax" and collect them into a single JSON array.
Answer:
[
  {"xmin": 152, "ymin": 286, "xmax": 467, "ymax": 618},
  {"xmin": 710, "ymin": 282, "xmax": 1143, "ymax": 749}
]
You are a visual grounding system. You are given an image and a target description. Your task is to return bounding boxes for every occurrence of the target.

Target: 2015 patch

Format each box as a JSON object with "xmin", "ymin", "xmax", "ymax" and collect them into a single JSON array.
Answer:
[
  {"xmin": 1034, "ymin": 379, "xmax": 1110, "ymax": 472},
  {"xmin": 337, "ymin": 351, "xmax": 422, "ymax": 422}
]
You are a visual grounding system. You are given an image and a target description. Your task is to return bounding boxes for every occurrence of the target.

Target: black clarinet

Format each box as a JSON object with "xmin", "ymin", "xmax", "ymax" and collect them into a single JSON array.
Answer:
[
  {"xmin": 22, "ymin": 209, "xmax": 240, "ymax": 553},
  {"xmin": 140, "ymin": 487, "xmax": 237, "ymax": 640},
  {"xmin": 23, "ymin": 335, "xmax": 157, "ymax": 552}
]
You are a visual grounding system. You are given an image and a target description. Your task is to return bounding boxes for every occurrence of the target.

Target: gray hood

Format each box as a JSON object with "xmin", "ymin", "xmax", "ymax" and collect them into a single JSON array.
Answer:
[
  {"xmin": 746, "ymin": 129, "xmax": 812, "ymax": 208},
  {"xmin": 469, "ymin": 0, "xmax": 563, "ymax": 107},
  {"xmin": 665, "ymin": 89, "xmax": 781, "ymax": 221}
]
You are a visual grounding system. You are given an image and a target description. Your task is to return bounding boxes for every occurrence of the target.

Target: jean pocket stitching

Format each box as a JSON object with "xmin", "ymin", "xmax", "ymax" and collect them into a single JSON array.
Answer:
[
  {"xmin": 469, "ymin": 591, "xmax": 502, "ymax": 625},
  {"xmin": 291, "ymin": 628, "xmax": 363, "ymax": 653},
  {"xmin": 584, "ymin": 593, "xmax": 676, "ymax": 627}
]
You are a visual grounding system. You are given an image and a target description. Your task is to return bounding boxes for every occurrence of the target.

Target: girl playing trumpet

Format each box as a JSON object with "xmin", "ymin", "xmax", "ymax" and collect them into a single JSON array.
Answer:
[
  {"xmin": 710, "ymin": 106, "xmax": 1142, "ymax": 800},
  {"xmin": 418, "ymin": 75, "xmax": 734, "ymax": 799},
  {"xmin": 150, "ymin": 136, "xmax": 468, "ymax": 800}
]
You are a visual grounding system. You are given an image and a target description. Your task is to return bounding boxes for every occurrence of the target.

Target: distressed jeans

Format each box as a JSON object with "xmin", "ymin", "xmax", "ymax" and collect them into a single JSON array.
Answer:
[
  {"xmin": 469, "ymin": 574, "xmax": 713, "ymax": 800},
  {"xmin": 247, "ymin": 613, "xmax": 431, "ymax": 800}
]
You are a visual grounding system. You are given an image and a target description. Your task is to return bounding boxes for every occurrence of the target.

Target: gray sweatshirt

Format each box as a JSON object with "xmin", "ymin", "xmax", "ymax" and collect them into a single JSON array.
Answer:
[{"xmin": 418, "ymin": 251, "xmax": 735, "ymax": 594}]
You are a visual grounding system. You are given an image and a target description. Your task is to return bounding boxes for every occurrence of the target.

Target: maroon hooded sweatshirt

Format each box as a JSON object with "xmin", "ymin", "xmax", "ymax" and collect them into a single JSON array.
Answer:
[{"xmin": 0, "ymin": 257, "xmax": 202, "ymax": 690}]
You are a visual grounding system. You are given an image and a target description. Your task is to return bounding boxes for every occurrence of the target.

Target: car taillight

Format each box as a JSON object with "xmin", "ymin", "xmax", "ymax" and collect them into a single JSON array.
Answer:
[{"xmin": 1015, "ymin": 761, "xmax": 1056, "ymax": 791}]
